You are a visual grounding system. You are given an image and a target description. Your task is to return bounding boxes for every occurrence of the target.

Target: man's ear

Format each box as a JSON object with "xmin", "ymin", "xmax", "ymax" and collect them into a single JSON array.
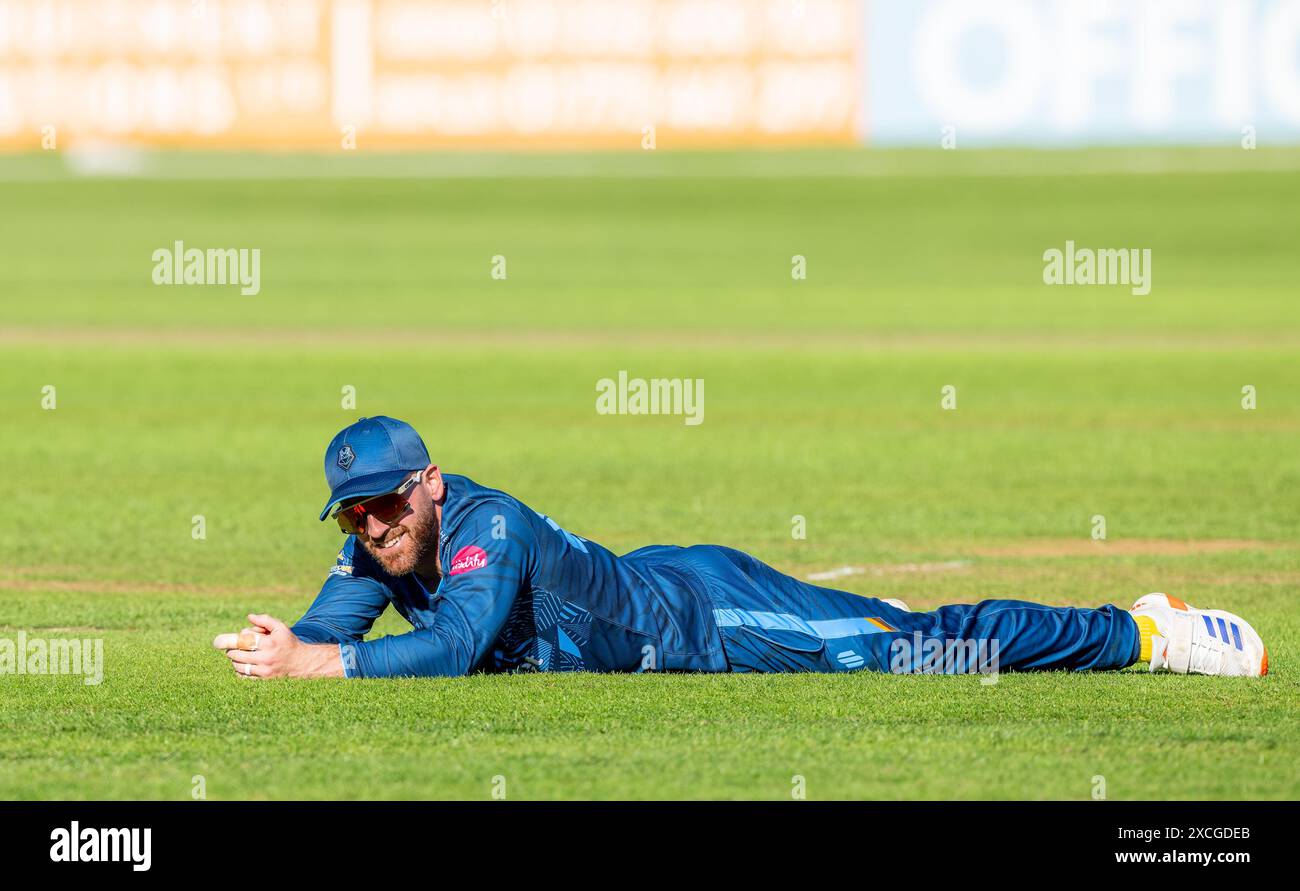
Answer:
[{"xmin": 421, "ymin": 464, "xmax": 445, "ymax": 502}]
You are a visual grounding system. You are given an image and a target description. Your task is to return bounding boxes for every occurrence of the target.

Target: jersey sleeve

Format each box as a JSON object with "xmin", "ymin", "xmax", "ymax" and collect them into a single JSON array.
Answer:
[
  {"xmin": 342, "ymin": 502, "xmax": 534, "ymax": 678},
  {"xmin": 291, "ymin": 538, "xmax": 392, "ymax": 644}
]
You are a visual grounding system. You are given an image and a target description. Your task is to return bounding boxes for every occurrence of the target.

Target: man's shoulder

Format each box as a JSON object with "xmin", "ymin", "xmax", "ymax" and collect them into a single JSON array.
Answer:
[
  {"xmin": 441, "ymin": 475, "xmax": 534, "ymax": 532},
  {"xmin": 439, "ymin": 477, "xmax": 547, "ymax": 571},
  {"xmin": 442, "ymin": 474, "xmax": 525, "ymax": 509}
]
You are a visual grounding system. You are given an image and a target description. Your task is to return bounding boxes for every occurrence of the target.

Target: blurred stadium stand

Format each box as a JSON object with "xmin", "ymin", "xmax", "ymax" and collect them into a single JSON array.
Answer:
[{"xmin": 0, "ymin": 0, "xmax": 1297, "ymax": 151}]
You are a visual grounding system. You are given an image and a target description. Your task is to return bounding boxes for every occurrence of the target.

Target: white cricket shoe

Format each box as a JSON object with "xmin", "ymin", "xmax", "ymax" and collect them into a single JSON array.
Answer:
[{"xmin": 1130, "ymin": 593, "xmax": 1268, "ymax": 678}]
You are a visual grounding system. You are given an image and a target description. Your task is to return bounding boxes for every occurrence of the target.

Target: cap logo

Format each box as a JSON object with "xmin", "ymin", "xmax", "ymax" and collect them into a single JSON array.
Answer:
[{"xmin": 337, "ymin": 444, "xmax": 356, "ymax": 471}]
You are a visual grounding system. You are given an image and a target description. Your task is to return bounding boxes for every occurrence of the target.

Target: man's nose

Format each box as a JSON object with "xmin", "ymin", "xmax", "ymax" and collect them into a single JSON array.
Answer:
[{"xmin": 364, "ymin": 513, "xmax": 392, "ymax": 539}]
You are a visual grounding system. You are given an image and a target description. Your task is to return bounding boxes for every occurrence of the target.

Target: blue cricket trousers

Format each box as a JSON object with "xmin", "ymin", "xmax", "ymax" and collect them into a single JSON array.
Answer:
[{"xmin": 680, "ymin": 546, "xmax": 1141, "ymax": 674}]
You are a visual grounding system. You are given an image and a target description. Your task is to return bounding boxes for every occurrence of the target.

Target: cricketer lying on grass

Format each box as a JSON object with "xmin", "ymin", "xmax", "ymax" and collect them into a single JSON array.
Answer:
[{"xmin": 214, "ymin": 417, "xmax": 1268, "ymax": 680}]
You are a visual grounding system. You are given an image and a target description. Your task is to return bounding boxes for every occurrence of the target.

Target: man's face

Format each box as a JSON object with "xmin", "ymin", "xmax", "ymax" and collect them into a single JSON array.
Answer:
[{"xmin": 350, "ymin": 476, "xmax": 439, "ymax": 577}]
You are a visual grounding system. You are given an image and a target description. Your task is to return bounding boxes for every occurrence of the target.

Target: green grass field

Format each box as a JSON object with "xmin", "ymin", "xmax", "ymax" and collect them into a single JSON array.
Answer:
[{"xmin": 1, "ymin": 148, "xmax": 1297, "ymax": 799}]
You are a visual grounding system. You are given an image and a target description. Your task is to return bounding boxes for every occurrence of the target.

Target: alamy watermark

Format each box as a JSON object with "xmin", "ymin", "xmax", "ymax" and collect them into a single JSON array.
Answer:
[
  {"xmin": 889, "ymin": 632, "xmax": 1000, "ymax": 685},
  {"xmin": 596, "ymin": 371, "xmax": 704, "ymax": 426},
  {"xmin": 1042, "ymin": 241, "xmax": 1151, "ymax": 296},
  {"xmin": 152, "ymin": 240, "xmax": 261, "ymax": 296},
  {"xmin": 1, "ymin": 632, "xmax": 103, "ymax": 685},
  {"xmin": 49, "ymin": 822, "xmax": 150, "ymax": 871}
]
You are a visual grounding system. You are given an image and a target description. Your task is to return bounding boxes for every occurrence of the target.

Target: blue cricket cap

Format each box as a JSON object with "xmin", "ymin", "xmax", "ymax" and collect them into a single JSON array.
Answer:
[{"xmin": 319, "ymin": 416, "xmax": 431, "ymax": 520}]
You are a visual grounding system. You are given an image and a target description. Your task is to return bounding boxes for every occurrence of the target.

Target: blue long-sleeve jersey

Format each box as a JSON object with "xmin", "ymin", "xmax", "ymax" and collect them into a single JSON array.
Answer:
[
  {"xmin": 292, "ymin": 474, "xmax": 728, "ymax": 676},
  {"xmin": 292, "ymin": 473, "xmax": 1139, "ymax": 677}
]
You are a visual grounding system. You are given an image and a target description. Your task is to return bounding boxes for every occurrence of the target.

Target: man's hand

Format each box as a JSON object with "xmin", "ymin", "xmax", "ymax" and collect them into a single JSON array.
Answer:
[{"xmin": 217, "ymin": 614, "xmax": 345, "ymax": 679}]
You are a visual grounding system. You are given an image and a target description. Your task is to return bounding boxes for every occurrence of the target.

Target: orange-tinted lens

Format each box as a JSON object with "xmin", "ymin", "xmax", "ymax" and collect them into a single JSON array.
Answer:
[
  {"xmin": 335, "ymin": 505, "xmax": 365, "ymax": 535},
  {"xmin": 335, "ymin": 487, "xmax": 411, "ymax": 534}
]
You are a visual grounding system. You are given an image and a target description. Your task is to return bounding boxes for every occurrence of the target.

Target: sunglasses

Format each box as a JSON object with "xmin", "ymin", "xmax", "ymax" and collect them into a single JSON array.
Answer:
[{"xmin": 332, "ymin": 475, "xmax": 421, "ymax": 535}]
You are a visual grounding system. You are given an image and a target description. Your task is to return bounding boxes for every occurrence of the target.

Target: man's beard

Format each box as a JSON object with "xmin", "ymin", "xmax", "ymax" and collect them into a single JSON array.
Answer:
[{"xmin": 360, "ymin": 503, "xmax": 438, "ymax": 578}]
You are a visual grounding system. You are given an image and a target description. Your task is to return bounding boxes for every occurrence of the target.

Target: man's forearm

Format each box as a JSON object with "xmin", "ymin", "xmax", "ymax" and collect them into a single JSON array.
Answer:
[
  {"xmin": 292, "ymin": 643, "xmax": 346, "ymax": 678},
  {"xmin": 338, "ymin": 628, "xmax": 475, "ymax": 678}
]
